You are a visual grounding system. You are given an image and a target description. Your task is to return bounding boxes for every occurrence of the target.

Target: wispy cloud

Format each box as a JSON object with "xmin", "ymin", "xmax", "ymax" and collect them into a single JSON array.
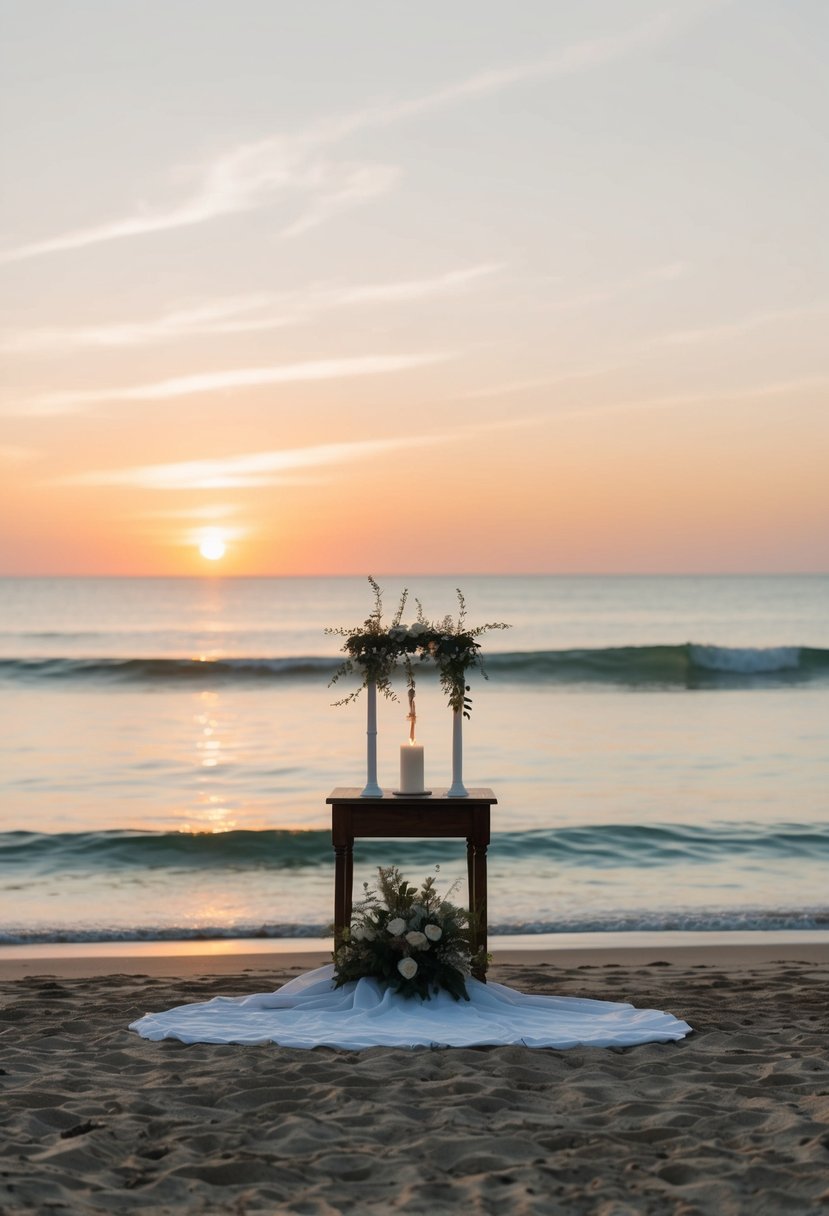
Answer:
[
  {"xmin": 0, "ymin": 296, "xmax": 278, "ymax": 355},
  {"xmin": 0, "ymin": 135, "xmax": 397, "ymax": 266},
  {"xmin": 0, "ymin": 10, "xmax": 697, "ymax": 265},
  {"xmin": 552, "ymin": 375, "xmax": 829, "ymax": 423},
  {"xmin": 280, "ymin": 163, "xmax": 400, "ymax": 239},
  {"xmin": 540, "ymin": 261, "xmax": 688, "ymax": 313},
  {"xmin": 62, "ymin": 435, "xmax": 446, "ymax": 490},
  {"xmin": 60, "ymin": 413, "xmax": 545, "ymax": 491},
  {"xmin": 449, "ymin": 263, "xmax": 689, "ymax": 402},
  {"xmin": 0, "ymin": 445, "xmax": 39, "ymax": 463},
  {"xmin": 1, "ymin": 265, "xmax": 502, "ymax": 355},
  {"xmin": 132, "ymin": 504, "xmax": 243, "ymax": 521},
  {"xmin": 370, "ymin": 9, "xmax": 678, "ymax": 124},
  {"xmin": 16, "ymin": 352, "xmax": 451, "ymax": 416},
  {"xmin": 635, "ymin": 303, "xmax": 829, "ymax": 350},
  {"xmin": 621, "ymin": 375, "xmax": 829, "ymax": 411},
  {"xmin": 454, "ymin": 369, "xmax": 829, "ymax": 419},
  {"xmin": 333, "ymin": 264, "xmax": 504, "ymax": 306},
  {"xmin": 454, "ymin": 364, "xmax": 628, "ymax": 403}
]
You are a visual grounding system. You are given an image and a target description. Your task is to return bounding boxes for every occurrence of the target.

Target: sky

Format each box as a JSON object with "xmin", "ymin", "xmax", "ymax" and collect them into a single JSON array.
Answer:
[{"xmin": 1, "ymin": 0, "xmax": 827, "ymax": 576}]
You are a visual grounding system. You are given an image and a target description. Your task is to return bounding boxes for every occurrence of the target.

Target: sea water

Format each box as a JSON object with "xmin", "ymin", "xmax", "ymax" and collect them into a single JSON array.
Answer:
[{"xmin": 1, "ymin": 575, "xmax": 827, "ymax": 946}]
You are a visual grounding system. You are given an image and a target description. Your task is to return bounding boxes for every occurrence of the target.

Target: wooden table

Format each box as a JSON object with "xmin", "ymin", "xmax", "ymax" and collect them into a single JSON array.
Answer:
[{"xmin": 327, "ymin": 787, "xmax": 497, "ymax": 981}]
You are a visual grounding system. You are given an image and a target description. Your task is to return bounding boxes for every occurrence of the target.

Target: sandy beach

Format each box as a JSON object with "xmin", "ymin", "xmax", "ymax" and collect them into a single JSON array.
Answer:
[{"xmin": 2, "ymin": 943, "xmax": 828, "ymax": 1214}]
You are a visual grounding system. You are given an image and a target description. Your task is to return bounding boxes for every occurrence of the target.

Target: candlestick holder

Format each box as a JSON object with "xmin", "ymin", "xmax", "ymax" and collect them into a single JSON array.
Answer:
[
  {"xmin": 447, "ymin": 709, "xmax": 468, "ymax": 797},
  {"xmin": 361, "ymin": 681, "xmax": 383, "ymax": 797}
]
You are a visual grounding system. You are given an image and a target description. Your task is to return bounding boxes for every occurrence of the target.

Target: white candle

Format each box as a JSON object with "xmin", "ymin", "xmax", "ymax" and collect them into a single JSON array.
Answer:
[{"xmin": 399, "ymin": 740, "xmax": 425, "ymax": 794}]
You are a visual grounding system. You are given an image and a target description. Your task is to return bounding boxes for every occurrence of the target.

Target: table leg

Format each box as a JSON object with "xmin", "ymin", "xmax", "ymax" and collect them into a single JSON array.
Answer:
[
  {"xmin": 466, "ymin": 836, "xmax": 475, "ymax": 924},
  {"xmin": 333, "ymin": 844, "xmax": 348, "ymax": 951},
  {"xmin": 473, "ymin": 841, "xmax": 488, "ymax": 980},
  {"xmin": 344, "ymin": 839, "xmax": 354, "ymax": 929},
  {"xmin": 467, "ymin": 838, "xmax": 488, "ymax": 983}
]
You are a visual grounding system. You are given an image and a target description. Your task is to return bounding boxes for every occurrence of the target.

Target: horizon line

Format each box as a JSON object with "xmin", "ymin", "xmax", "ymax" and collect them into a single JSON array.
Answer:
[{"xmin": 1, "ymin": 571, "xmax": 826, "ymax": 581}]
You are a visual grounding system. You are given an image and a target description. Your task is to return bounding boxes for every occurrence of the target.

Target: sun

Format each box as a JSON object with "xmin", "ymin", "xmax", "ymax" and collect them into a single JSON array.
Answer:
[{"xmin": 198, "ymin": 532, "xmax": 227, "ymax": 562}]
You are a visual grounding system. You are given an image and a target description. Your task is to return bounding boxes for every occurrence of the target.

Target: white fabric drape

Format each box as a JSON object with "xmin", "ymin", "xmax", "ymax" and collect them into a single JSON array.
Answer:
[{"xmin": 130, "ymin": 965, "xmax": 691, "ymax": 1050}]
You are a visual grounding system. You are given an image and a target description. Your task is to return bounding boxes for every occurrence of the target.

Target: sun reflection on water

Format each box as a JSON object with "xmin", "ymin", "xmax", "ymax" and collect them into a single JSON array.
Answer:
[{"xmin": 180, "ymin": 691, "xmax": 240, "ymax": 831}]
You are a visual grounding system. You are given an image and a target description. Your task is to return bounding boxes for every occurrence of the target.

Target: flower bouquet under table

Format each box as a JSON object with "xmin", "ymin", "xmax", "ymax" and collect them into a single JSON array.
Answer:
[{"xmin": 334, "ymin": 866, "xmax": 484, "ymax": 1001}]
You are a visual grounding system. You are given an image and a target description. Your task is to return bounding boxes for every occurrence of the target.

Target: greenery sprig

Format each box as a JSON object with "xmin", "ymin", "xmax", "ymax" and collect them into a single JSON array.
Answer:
[
  {"xmin": 412, "ymin": 588, "xmax": 510, "ymax": 717},
  {"xmin": 325, "ymin": 576, "xmax": 409, "ymax": 704},
  {"xmin": 333, "ymin": 866, "xmax": 484, "ymax": 1000},
  {"xmin": 327, "ymin": 578, "xmax": 510, "ymax": 716}
]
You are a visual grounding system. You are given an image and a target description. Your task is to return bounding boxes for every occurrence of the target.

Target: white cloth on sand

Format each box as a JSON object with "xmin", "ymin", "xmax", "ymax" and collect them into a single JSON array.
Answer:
[{"xmin": 130, "ymin": 964, "xmax": 691, "ymax": 1050}]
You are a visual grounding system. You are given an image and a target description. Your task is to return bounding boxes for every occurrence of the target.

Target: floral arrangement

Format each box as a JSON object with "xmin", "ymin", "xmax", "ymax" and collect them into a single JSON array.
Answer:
[
  {"xmin": 327, "ymin": 577, "xmax": 509, "ymax": 716},
  {"xmin": 326, "ymin": 576, "xmax": 410, "ymax": 705},
  {"xmin": 333, "ymin": 866, "xmax": 483, "ymax": 1000},
  {"xmin": 412, "ymin": 588, "xmax": 510, "ymax": 717}
]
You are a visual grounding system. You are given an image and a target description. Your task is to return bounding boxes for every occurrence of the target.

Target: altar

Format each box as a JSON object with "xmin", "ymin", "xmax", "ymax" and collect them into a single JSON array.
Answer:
[
  {"xmin": 327, "ymin": 787, "xmax": 497, "ymax": 981},
  {"xmin": 130, "ymin": 780, "xmax": 691, "ymax": 1048},
  {"xmin": 129, "ymin": 582, "xmax": 692, "ymax": 1048}
]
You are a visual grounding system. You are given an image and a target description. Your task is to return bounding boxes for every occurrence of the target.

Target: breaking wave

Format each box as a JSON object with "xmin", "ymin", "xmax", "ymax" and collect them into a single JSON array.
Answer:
[
  {"xmin": 1, "ymin": 644, "xmax": 827, "ymax": 688},
  {"xmin": 5, "ymin": 821, "xmax": 829, "ymax": 875}
]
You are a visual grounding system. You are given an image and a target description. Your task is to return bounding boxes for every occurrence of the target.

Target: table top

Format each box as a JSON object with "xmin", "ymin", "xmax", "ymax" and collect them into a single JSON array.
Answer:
[{"xmin": 327, "ymin": 787, "xmax": 497, "ymax": 805}]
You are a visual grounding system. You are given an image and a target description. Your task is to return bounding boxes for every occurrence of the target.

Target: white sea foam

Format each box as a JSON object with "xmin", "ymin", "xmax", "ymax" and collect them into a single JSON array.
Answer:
[{"xmin": 689, "ymin": 644, "xmax": 801, "ymax": 674}]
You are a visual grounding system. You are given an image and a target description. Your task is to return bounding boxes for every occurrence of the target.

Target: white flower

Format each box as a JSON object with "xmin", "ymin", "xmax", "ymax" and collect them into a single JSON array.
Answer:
[
  {"xmin": 397, "ymin": 957, "xmax": 418, "ymax": 979},
  {"xmin": 362, "ymin": 926, "xmax": 376, "ymax": 941},
  {"xmin": 424, "ymin": 923, "xmax": 443, "ymax": 942},
  {"xmin": 405, "ymin": 930, "xmax": 428, "ymax": 949},
  {"xmin": 409, "ymin": 622, "xmax": 428, "ymax": 636},
  {"xmin": 351, "ymin": 925, "xmax": 365, "ymax": 941},
  {"xmin": 387, "ymin": 917, "xmax": 406, "ymax": 936}
]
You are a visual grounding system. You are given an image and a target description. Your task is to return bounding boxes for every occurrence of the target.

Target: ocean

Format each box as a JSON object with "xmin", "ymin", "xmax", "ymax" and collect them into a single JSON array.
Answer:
[{"xmin": 1, "ymin": 575, "xmax": 828, "ymax": 948}]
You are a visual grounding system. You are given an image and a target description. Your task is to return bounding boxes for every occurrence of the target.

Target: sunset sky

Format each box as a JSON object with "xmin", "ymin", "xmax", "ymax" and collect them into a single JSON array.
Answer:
[{"xmin": 1, "ymin": 0, "xmax": 826, "ymax": 575}]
